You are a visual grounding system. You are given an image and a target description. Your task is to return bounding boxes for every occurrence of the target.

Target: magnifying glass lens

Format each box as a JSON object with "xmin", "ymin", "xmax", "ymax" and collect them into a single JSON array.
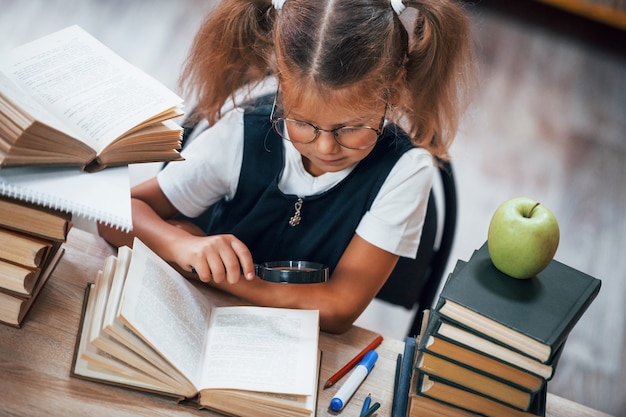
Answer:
[{"xmin": 255, "ymin": 261, "xmax": 329, "ymax": 284}]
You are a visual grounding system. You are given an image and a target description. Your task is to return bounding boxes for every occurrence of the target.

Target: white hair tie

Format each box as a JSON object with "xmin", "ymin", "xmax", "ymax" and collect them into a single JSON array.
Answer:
[
  {"xmin": 390, "ymin": 0, "xmax": 406, "ymax": 15},
  {"xmin": 272, "ymin": 0, "xmax": 286, "ymax": 10}
]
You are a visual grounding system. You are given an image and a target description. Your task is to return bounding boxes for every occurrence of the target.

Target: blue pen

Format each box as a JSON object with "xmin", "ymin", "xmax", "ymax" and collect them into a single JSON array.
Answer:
[
  {"xmin": 330, "ymin": 350, "xmax": 378, "ymax": 412},
  {"xmin": 360, "ymin": 393, "xmax": 372, "ymax": 416}
]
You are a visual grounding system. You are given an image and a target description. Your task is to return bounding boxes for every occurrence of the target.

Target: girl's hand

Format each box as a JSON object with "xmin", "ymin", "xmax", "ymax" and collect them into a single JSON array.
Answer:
[{"xmin": 172, "ymin": 232, "xmax": 256, "ymax": 284}]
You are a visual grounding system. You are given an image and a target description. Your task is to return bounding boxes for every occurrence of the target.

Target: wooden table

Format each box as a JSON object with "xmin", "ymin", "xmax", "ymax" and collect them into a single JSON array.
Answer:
[{"xmin": 0, "ymin": 228, "xmax": 612, "ymax": 417}]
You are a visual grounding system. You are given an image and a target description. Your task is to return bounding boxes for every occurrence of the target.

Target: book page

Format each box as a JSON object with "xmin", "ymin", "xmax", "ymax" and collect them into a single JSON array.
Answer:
[
  {"xmin": 118, "ymin": 238, "xmax": 213, "ymax": 389},
  {"xmin": 0, "ymin": 72, "xmax": 66, "ymax": 132},
  {"xmin": 199, "ymin": 305, "xmax": 319, "ymax": 396},
  {"xmin": 0, "ymin": 25, "xmax": 183, "ymax": 152},
  {"xmin": 75, "ymin": 280, "xmax": 180, "ymax": 395}
]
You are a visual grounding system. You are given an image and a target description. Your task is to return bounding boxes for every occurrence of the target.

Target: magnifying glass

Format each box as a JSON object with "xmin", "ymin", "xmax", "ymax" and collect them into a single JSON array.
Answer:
[
  {"xmin": 191, "ymin": 261, "xmax": 329, "ymax": 284},
  {"xmin": 254, "ymin": 261, "xmax": 329, "ymax": 284}
]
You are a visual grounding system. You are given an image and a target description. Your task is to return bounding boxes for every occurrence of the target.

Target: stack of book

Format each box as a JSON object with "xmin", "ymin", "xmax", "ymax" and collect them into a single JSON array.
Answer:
[
  {"xmin": 407, "ymin": 242, "xmax": 601, "ymax": 417},
  {"xmin": 0, "ymin": 195, "xmax": 71, "ymax": 327}
]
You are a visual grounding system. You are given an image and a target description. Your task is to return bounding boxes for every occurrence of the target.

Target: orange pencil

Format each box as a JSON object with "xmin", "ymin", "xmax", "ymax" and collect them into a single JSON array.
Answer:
[{"xmin": 323, "ymin": 335, "xmax": 384, "ymax": 389}]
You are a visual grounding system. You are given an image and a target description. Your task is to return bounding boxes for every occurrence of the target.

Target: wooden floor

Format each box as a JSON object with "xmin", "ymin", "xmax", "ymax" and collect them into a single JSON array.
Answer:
[{"xmin": 1, "ymin": 1, "xmax": 624, "ymax": 415}]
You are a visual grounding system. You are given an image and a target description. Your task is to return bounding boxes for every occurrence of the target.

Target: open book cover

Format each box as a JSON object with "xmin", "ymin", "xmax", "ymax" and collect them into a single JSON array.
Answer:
[
  {"xmin": 71, "ymin": 238, "xmax": 320, "ymax": 417},
  {"xmin": 0, "ymin": 25, "xmax": 184, "ymax": 172}
]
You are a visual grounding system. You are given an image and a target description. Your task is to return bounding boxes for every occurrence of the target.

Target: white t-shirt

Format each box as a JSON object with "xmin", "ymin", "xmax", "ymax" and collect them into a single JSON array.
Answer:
[{"xmin": 158, "ymin": 104, "xmax": 434, "ymax": 259}]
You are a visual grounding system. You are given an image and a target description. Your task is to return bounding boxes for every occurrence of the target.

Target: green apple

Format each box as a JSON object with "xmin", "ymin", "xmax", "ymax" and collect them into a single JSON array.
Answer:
[{"xmin": 487, "ymin": 197, "xmax": 560, "ymax": 279}]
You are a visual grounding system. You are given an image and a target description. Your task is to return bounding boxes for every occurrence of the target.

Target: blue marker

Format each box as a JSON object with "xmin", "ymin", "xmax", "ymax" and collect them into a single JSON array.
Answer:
[{"xmin": 330, "ymin": 350, "xmax": 378, "ymax": 412}]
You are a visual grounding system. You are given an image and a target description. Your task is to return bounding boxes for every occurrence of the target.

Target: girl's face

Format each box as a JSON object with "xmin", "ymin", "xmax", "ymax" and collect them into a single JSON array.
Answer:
[{"xmin": 281, "ymin": 93, "xmax": 386, "ymax": 177}]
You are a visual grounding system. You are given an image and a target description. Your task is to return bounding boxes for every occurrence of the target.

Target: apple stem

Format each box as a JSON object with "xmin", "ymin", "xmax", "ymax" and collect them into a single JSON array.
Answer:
[{"xmin": 527, "ymin": 202, "xmax": 541, "ymax": 218}]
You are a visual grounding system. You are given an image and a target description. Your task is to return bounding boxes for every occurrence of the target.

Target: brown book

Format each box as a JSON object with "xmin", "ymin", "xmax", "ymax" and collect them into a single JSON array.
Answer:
[
  {"xmin": 409, "ymin": 390, "xmax": 477, "ymax": 417},
  {"xmin": 414, "ymin": 372, "xmax": 547, "ymax": 417},
  {"xmin": 71, "ymin": 238, "xmax": 320, "ymax": 417},
  {"xmin": 0, "ymin": 227, "xmax": 51, "ymax": 269},
  {"xmin": 0, "ymin": 195, "xmax": 71, "ymax": 242},
  {"xmin": 0, "ymin": 258, "xmax": 39, "ymax": 297},
  {"xmin": 0, "ymin": 240, "xmax": 63, "ymax": 297},
  {"xmin": 424, "ymin": 313, "xmax": 562, "ymax": 380},
  {"xmin": 0, "ymin": 246, "xmax": 64, "ymax": 327},
  {"xmin": 421, "ymin": 311, "xmax": 551, "ymax": 384},
  {"xmin": 408, "ymin": 317, "xmax": 527, "ymax": 417},
  {"xmin": 0, "ymin": 25, "xmax": 184, "ymax": 172},
  {"xmin": 420, "ymin": 332, "xmax": 544, "ymax": 392},
  {"xmin": 416, "ymin": 350, "xmax": 534, "ymax": 411}
]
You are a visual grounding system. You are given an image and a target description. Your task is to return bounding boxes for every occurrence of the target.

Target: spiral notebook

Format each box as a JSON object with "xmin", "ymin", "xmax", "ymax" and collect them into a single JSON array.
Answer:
[{"xmin": 0, "ymin": 165, "xmax": 132, "ymax": 231}]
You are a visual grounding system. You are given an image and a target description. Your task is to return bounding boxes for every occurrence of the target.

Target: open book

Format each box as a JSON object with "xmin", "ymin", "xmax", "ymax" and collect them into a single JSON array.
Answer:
[
  {"xmin": 72, "ymin": 238, "xmax": 320, "ymax": 417},
  {"xmin": 0, "ymin": 25, "xmax": 184, "ymax": 172}
]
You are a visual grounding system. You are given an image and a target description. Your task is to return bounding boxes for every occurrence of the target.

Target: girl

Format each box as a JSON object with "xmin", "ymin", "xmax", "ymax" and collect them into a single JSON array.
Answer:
[{"xmin": 98, "ymin": 0, "xmax": 474, "ymax": 333}]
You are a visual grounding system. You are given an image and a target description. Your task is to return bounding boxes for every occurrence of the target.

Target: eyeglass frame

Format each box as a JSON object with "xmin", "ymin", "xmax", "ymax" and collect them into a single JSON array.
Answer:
[{"xmin": 269, "ymin": 89, "xmax": 388, "ymax": 150}]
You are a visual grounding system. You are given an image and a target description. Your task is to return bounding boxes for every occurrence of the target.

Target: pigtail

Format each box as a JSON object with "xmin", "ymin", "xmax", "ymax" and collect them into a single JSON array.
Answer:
[
  {"xmin": 179, "ymin": 0, "xmax": 277, "ymax": 124},
  {"xmin": 400, "ymin": 0, "xmax": 474, "ymax": 160}
]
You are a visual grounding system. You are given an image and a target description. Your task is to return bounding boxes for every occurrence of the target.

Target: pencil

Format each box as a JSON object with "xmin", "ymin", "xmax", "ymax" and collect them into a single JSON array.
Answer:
[
  {"xmin": 323, "ymin": 335, "xmax": 384, "ymax": 389},
  {"xmin": 362, "ymin": 402, "xmax": 381, "ymax": 417}
]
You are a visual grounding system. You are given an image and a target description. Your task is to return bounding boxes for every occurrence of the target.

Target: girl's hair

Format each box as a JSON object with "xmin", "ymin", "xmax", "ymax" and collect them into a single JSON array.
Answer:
[{"xmin": 180, "ymin": 0, "xmax": 474, "ymax": 160}]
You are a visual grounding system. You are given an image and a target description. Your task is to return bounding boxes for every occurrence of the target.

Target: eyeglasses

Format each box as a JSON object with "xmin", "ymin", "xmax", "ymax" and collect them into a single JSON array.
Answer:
[{"xmin": 269, "ymin": 92, "xmax": 387, "ymax": 150}]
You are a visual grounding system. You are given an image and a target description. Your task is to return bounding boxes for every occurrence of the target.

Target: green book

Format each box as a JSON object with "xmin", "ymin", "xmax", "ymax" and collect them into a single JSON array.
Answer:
[{"xmin": 436, "ymin": 242, "xmax": 601, "ymax": 364}]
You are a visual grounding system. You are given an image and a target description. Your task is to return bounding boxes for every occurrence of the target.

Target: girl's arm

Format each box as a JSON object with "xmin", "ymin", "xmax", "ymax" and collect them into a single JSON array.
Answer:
[
  {"xmin": 98, "ymin": 178, "xmax": 401, "ymax": 333},
  {"xmin": 207, "ymin": 233, "xmax": 399, "ymax": 334},
  {"xmin": 98, "ymin": 177, "xmax": 256, "ymax": 284}
]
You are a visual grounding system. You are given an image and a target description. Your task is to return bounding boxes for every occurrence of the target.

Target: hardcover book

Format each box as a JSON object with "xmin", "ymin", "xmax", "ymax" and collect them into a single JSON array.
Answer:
[
  {"xmin": 0, "ymin": 241, "xmax": 63, "ymax": 298},
  {"xmin": 0, "ymin": 227, "xmax": 51, "ymax": 269},
  {"xmin": 0, "ymin": 247, "xmax": 64, "ymax": 327},
  {"xmin": 420, "ymin": 310, "xmax": 554, "ymax": 383},
  {"xmin": 436, "ymin": 242, "xmax": 601, "ymax": 363},
  {"xmin": 0, "ymin": 194, "xmax": 71, "ymax": 242},
  {"xmin": 409, "ymin": 391, "xmax": 477, "ymax": 417},
  {"xmin": 72, "ymin": 238, "xmax": 320, "ymax": 417},
  {"xmin": 413, "ymin": 372, "xmax": 547, "ymax": 417},
  {"xmin": 416, "ymin": 350, "xmax": 535, "ymax": 410},
  {"xmin": 0, "ymin": 258, "xmax": 39, "ymax": 296}
]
